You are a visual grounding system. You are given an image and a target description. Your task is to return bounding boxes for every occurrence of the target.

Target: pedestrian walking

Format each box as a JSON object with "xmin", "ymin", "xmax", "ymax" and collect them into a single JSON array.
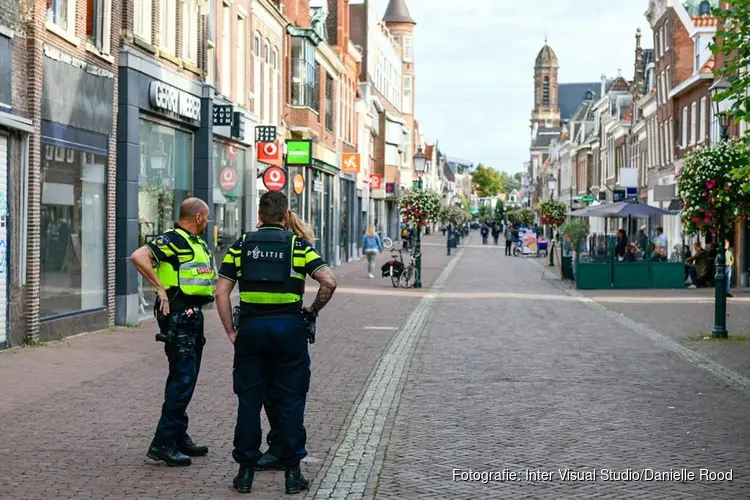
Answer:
[
  {"xmin": 504, "ymin": 226, "xmax": 513, "ymax": 256},
  {"xmin": 492, "ymin": 224, "xmax": 501, "ymax": 245},
  {"xmin": 481, "ymin": 224, "xmax": 489, "ymax": 245},
  {"xmin": 725, "ymin": 239, "xmax": 735, "ymax": 298},
  {"xmin": 363, "ymin": 225, "xmax": 383, "ymax": 278},
  {"xmin": 215, "ymin": 191, "xmax": 337, "ymax": 495},
  {"xmin": 130, "ymin": 198, "xmax": 215, "ymax": 467}
]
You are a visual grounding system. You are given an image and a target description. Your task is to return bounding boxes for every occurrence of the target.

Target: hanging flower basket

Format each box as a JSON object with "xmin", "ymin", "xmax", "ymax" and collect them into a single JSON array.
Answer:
[
  {"xmin": 677, "ymin": 140, "xmax": 750, "ymax": 236},
  {"xmin": 399, "ymin": 189, "xmax": 441, "ymax": 228},
  {"xmin": 537, "ymin": 200, "xmax": 567, "ymax": 228},
  {"xmin": 507, "ymin": 208, "xmax": 535, "ymax": 227},
  {"xmin": 440, "ymin": 205, "xmax": 470, "ymax": 226}
]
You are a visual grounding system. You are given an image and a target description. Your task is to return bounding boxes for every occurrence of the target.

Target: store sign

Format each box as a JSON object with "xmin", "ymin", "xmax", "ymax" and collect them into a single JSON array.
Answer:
[
  {"xmin": 369, "ymin": 174, "xmax": 382, "ymax": 190},
  {"xmin": 341, "ymin": 153, "xmax": 360, "ymax": 174},
  {"xmin": 626, "ymin": 187, "xmax": 638, "ymax": 201},
  {"xmin": 257, "ymin": 140, "xmax": 281, "ymax": 164},
  {"xmin": 231, "ymin": 112, "xmax": 246, "ymax": 140},
  {"xmin": 213, "ymin": 105, "xmax": 233, "ymax": 126},
  {"xmin": 263, "ymin": 166, "xmax": 287, "ymax": 191},
  {"xmin": 386, "ymin": 182, "xmax": 396, "ymax": 194},
  {"xmin": 255, "ymin": 125, "xmax": 277, "ymax": 143},
  {"xmin": 219, "ymin": 167, "xmax": 238, "ymax": 190},
  {"xmin": 286, "ymin": 140, "xmax": 312, "ymax": 166},
  {"xmin": 313, "ymin": 178, "xmax": 323, "ymax": 193},
  {"xmin": 149, "ymin": 81, "xmax": 201, "ymax": 121},
  {"xmin": 613, "ymin": 189, "xmax": 626, "ymax": 202},
  {"xmin": 293, "ymin": 173, "xmax": 305, "ymax": 195}
]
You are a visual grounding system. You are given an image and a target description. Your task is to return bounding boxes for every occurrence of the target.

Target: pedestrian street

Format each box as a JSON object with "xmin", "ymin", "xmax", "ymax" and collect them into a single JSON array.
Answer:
[{"xmin": 0, "ymin": 233, "xmax": 748, "ymax": 499}]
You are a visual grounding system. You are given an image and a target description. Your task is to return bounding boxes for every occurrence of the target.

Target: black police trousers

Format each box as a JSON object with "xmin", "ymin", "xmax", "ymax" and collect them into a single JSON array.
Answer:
[
  {"xmin": 232, "ymin": 314, "xmax": 310, "ymax": 468},
  {"xmin": 152, "ymin": 310, "xmax": 205, "ymax": 447}
]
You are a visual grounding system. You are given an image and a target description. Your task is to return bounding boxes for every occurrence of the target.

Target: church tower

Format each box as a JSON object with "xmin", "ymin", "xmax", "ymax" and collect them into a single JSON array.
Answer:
[{"xmin": 532, "ymin": 41, "xmax": 560, "ymax": 128}]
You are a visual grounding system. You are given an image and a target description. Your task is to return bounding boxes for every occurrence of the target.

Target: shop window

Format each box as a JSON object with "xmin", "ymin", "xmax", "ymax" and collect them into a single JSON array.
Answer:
[
  {"xmin": 86, "ymin": 0, "xmax": 112, "ymax": 54},
  {"xmin": 40, "ymin": 144, "xmax": 107, "ymax": 318},
  {"xmin": 213, "ymin": 142, "xmax": 246, "ymax": 266},
  {"xmin": 134, "ymin": 0, "xmax": 152, "ymax": 43},
  {"xmin": 137, "ymin": 119, "xmax": 194, "ymax": 317},
  {"xmin": 291, "ymin": 36, "xmax": 317, "ymax": 109},
  {"xmin": 325, "ymin": 74, "xmax": 334, "ymax": 131}
]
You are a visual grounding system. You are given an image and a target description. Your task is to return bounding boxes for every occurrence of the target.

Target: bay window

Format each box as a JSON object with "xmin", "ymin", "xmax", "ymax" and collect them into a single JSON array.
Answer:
[{"xmin": 291, "ymin": 36, "xmax": 317, "ymax": 109}]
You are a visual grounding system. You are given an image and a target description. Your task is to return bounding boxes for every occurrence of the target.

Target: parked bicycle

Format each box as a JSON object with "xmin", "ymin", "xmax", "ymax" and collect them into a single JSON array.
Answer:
[
  {"xmin": 400, "ymin": 252, "xmax": 421, "ymax": 288},
  {"xmin": 381, "ymin": 248, "xmax": 405, "ymax": 288}
]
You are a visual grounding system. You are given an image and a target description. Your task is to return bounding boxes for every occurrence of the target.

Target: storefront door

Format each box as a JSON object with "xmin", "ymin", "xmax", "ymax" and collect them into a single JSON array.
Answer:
[{"xmin": 0, "ymin": 135, "xmax": 7, "ymax": 347}]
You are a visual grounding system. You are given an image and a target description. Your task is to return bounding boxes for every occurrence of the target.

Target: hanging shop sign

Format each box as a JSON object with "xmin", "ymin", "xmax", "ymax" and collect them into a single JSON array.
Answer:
[
  {"xmin": 219, "ymin": 167, "xmax": 238, "ymax": 190},
  {"xmin": 313, "ymin": 178, "xmax": 323, "ymax": 193},
  {"xmin": 257, "ymin": 140, "xmax": 281, "ymax": 164},
  {"xmin": 263, "ymin": 166, "xmax": 287, "ymax": 191},
  {"xmin": 341, "ymin": 153, "xmax": 361, "ymax": 174},
  {"xmin": 255, "ymin": 125, "xmax": 277, "ymax": 143},
  {"xmin": 230, "ymin": 112, "xmax": 246, "ymax": 140},
  {"xmin": 293, "ymin": 173, "xmax": 305, "ymax": 195},
  {"xmin": 369, "ymin": 174, "xmax": 382, "ymax": 190},
  {"xmin": 286, "ymin": 140, "xmax": 312, "ymax": 166},
  {"xmin": 148, "ymin": 81, "xmax": 201, "ymax": 121}
]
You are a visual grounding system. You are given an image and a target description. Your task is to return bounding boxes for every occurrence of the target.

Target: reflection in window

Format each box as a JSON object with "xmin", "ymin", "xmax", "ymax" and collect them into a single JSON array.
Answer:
[
  {"xmin": 40, "ymin": 144, "xmax": 107, "ymax": 318},
  {"xmin": 213, "ymin": 142, "xmax": 246, "ymax": 266},
  {"xmin": 137, "ymin": 119, "xmax": 193, "ymax": 317}
]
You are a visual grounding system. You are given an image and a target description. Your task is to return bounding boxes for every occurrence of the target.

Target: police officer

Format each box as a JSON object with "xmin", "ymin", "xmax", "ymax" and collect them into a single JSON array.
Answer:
[
  {"xmin": 215, "ymin": 191, "xmax": 337, "ymax": 495},
  {"xmin": 130, "ymin": 198, "xmax": 215, "ymax": 466}
]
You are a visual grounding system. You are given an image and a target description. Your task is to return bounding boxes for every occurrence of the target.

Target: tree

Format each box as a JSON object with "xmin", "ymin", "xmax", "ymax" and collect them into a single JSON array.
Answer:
[
  {"xmin": 712, "ymin": 1, "xmax": 750, "ymax": 192},
  {"xmin": 494, "ymin": 200, "xmax": 505, "ymax": 221},
  {"xmin": 499, "ymin": 171, "xmax": 521, "ymax": 193},
  {"xmin": 471, "ymin": 164, "xmax": 505, "ymax": 197}
]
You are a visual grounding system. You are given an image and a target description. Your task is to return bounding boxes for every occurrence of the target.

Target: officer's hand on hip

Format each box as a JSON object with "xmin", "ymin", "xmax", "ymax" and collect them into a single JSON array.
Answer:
[
  {"xmin": 157, "ymin": 288, "xmax": 170, "ymax": 316},
  {"xmin": 227, "ymin": 329, "xmax": 237, "ymax": 345},
  {"xmin": 302, "ymin": 305, "xmax": 315, "ymax": 315}
]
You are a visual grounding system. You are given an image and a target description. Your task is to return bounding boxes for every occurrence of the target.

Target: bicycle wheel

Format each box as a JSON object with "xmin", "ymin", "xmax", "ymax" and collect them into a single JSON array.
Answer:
[
  {"xmin": 382, "ymin": 236, "xmax": 393, "ymax": 249},
  {"xmin": 390, "ymin": 267, "xmax": 400, "ymax": 288},
  {"xmin": 400, "ymin": 266, "xmax": 416, "ymax": 288}
]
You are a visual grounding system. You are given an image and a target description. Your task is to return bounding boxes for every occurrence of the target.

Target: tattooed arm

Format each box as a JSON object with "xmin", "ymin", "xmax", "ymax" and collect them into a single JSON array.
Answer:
[{"xmin": 305, "ymin": 266, "xmax": 337, "ymax": 314}]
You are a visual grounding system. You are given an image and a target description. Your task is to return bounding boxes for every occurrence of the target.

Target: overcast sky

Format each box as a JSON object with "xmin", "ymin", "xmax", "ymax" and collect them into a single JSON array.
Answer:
[{"xmin": 369, "ymin": 0, "xmax": 653, "ymax": 173}]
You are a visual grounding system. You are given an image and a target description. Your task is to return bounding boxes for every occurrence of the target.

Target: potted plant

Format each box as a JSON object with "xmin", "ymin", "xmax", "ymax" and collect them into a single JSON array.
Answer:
[{"xmin": 559, "ymin": 219, "xmax": 589, "ymax": 280}]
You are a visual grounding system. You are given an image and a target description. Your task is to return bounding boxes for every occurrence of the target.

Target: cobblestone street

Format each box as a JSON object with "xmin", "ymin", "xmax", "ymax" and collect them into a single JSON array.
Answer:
[{"xmin": 1, "ymin": 233, "xmax": 750, "ymax": 499}]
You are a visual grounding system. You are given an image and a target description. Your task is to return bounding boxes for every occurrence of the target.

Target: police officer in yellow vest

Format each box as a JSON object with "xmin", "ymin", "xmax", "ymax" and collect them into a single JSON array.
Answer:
[
  {"xmin": 215, "ymin": 191, "xmax": 337, "ymax": 495},
  {"xmin": 131, "ymin": 197, "xmax": 216, "ymax": 467}
]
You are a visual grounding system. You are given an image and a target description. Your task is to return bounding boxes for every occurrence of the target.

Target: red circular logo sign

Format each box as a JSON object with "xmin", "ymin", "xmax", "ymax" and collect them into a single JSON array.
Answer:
[
  {"xmin": 263, "ymin": 166, "xmax": 287, "ymax": 191},
  {"xmin": 369, "ymin": 174, "xmax": 381, "ymax": 189},
  {"xmin": 219, "ymin": 167, "xmax": 238, "ymax": 190}
]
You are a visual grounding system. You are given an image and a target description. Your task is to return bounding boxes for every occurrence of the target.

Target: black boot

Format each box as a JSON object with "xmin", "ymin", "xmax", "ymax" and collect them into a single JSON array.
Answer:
[
  {"xmin": 147, "ymin": 444, "xmax": 192, "ymax": 466},
  {"xmin": 255, "ymin": 451, "xmax": 284, "ymax": 471},
  {"xmin": 285, "ymin": 467, "xmax": 309, "ymax": 494},
  {"xmin": 178, "ymin": 436, "xmax": 208, "ymax": 457},
  {"xmin": 233, "ymin": 466, "xmax": 255, "ymax": 494}
]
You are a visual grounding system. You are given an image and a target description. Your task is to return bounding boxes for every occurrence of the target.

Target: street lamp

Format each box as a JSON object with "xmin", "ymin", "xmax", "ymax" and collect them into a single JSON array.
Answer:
[
  {"xmin": 413, "ymin": 147, "xmax": 428, "ymax": 288},
  {"xmin": 547, "ymin": 174, "xmax": 557, "ymax": 267},
  {"xmin": 709, "ymin": 79, "xmax": 732, "ymax": 338}
]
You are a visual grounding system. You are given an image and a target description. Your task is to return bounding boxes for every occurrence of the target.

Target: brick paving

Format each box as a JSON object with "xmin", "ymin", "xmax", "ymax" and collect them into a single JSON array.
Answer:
[
  {"xmin": 0, "ymin": 234, "xmax": 451, "ymax": 500},
  {"xmin": 372, "ymin": 238, "xmax": 750, "ymax": 498},
  {"xmin": 2, "ymin": 232, "xmax": 750, "ymax": 499}
]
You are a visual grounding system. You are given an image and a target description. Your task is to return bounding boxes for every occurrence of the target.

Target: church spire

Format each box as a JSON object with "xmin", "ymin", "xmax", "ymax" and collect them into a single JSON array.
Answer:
[{"xmin": 382, "ymin": 0, "xmax": 416, "ymax": 25}]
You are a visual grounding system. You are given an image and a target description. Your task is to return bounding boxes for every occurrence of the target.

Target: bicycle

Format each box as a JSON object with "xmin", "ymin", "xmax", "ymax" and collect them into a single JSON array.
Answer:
[
  {"xmin": 400, "ymin": 252, "xmax": 420, "ymax": 288},
  {"xmin": 381, "ymin": 248, "xmax": 405, "ymax": 288},
  {"xmin": 380, "ymin": 233, "xmax": 394, "ymax": 249}
]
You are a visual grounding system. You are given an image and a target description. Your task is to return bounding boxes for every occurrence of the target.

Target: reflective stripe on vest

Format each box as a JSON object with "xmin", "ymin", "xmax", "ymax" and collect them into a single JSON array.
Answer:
[{"xmin": 155, "ymin": 228, "xmax": 216, "ymax": 298}]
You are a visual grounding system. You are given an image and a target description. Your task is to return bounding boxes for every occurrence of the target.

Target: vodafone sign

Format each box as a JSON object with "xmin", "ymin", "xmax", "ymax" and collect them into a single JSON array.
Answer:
[
  {"xmin": 369, "ymin": 174, "xmax": 382, "ymax": 190},
  {"xmin": 219, "ymin": 167, "xmax": 238, "ymax": 190},
  {"xmin": 263, "ymin": 167, "xmax": 287, "ymax": 191},
  {"xmin": 257, "ymin": 140, "xmax": 281, "ymax": 164}
]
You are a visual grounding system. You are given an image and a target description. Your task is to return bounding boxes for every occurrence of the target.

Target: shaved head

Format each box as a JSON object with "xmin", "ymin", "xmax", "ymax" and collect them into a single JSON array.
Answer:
[{"xmin": 179, "ymin": 197, "xmax": 208, "ymax": 219}]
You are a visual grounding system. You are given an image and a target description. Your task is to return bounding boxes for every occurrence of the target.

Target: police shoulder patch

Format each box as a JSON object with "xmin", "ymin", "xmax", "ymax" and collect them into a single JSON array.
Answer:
[{"xmin": 155, "ymin": 235, "xmax": 170, "ymax": 246}]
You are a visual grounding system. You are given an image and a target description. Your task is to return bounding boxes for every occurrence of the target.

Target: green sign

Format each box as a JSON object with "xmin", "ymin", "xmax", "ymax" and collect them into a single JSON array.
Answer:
[
  {"xmin": 581, "ymin": 195, "xmax": 595, "ymax": 203},
  {"xmin": 285, "ymin": 140, "xmax": 312, "ymax": 165}
]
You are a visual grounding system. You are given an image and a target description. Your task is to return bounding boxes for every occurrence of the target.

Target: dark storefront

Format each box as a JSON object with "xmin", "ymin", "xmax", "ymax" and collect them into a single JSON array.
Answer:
[
  {"xmin": 307, "ymin": 160, "xmax": 337, "ymax": 264},
  {"xmin": 339, "ymin": 174, "xmax": 356, "ymax": 262},
  {"xmin": 115, "ymin": 50, "xmax": 213, "ymax": 325},
  {"xmin": 39, "ymin": 47, "xmax": 115, "ymax": 339}
]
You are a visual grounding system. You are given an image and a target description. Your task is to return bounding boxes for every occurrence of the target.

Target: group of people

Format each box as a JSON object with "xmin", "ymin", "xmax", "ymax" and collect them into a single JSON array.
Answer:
[
  {"xmin": 612, "ymin": 225, "xmax": 736, "ymax": 296},
  {"xmin": 130, "ymin": 191, "xmax": 337, "ymax": 495},
  {"xmin": 480, "ymin": 223, "xmax": 504, "ymax": 245}
]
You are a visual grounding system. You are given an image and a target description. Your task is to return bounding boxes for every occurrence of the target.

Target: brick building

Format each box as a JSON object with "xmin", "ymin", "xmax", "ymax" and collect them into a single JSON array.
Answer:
[{"xmin": 0, "ymin": 0, "xmax": 34, "ymax": 348}]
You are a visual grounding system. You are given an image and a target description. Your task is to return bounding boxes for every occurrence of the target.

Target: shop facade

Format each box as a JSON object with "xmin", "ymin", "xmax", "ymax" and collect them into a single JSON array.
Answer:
[
  {"xmin": 212, "ymin": 97, "xmax": 258, "ymax": 266},
  {"xmin": 38, "ymin": 46, "xmax": 115, "ymax": 340},
  {"xmin": 0, "ymin": 30, "xmax": 33, "ymax": 348},
  {"xmin": 115, "ymin": 50, "xmax": 212, "ymax": 326},
  {"xmin": 339, "ymin": 173, "xmax": 357, "ymax": 262}
]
